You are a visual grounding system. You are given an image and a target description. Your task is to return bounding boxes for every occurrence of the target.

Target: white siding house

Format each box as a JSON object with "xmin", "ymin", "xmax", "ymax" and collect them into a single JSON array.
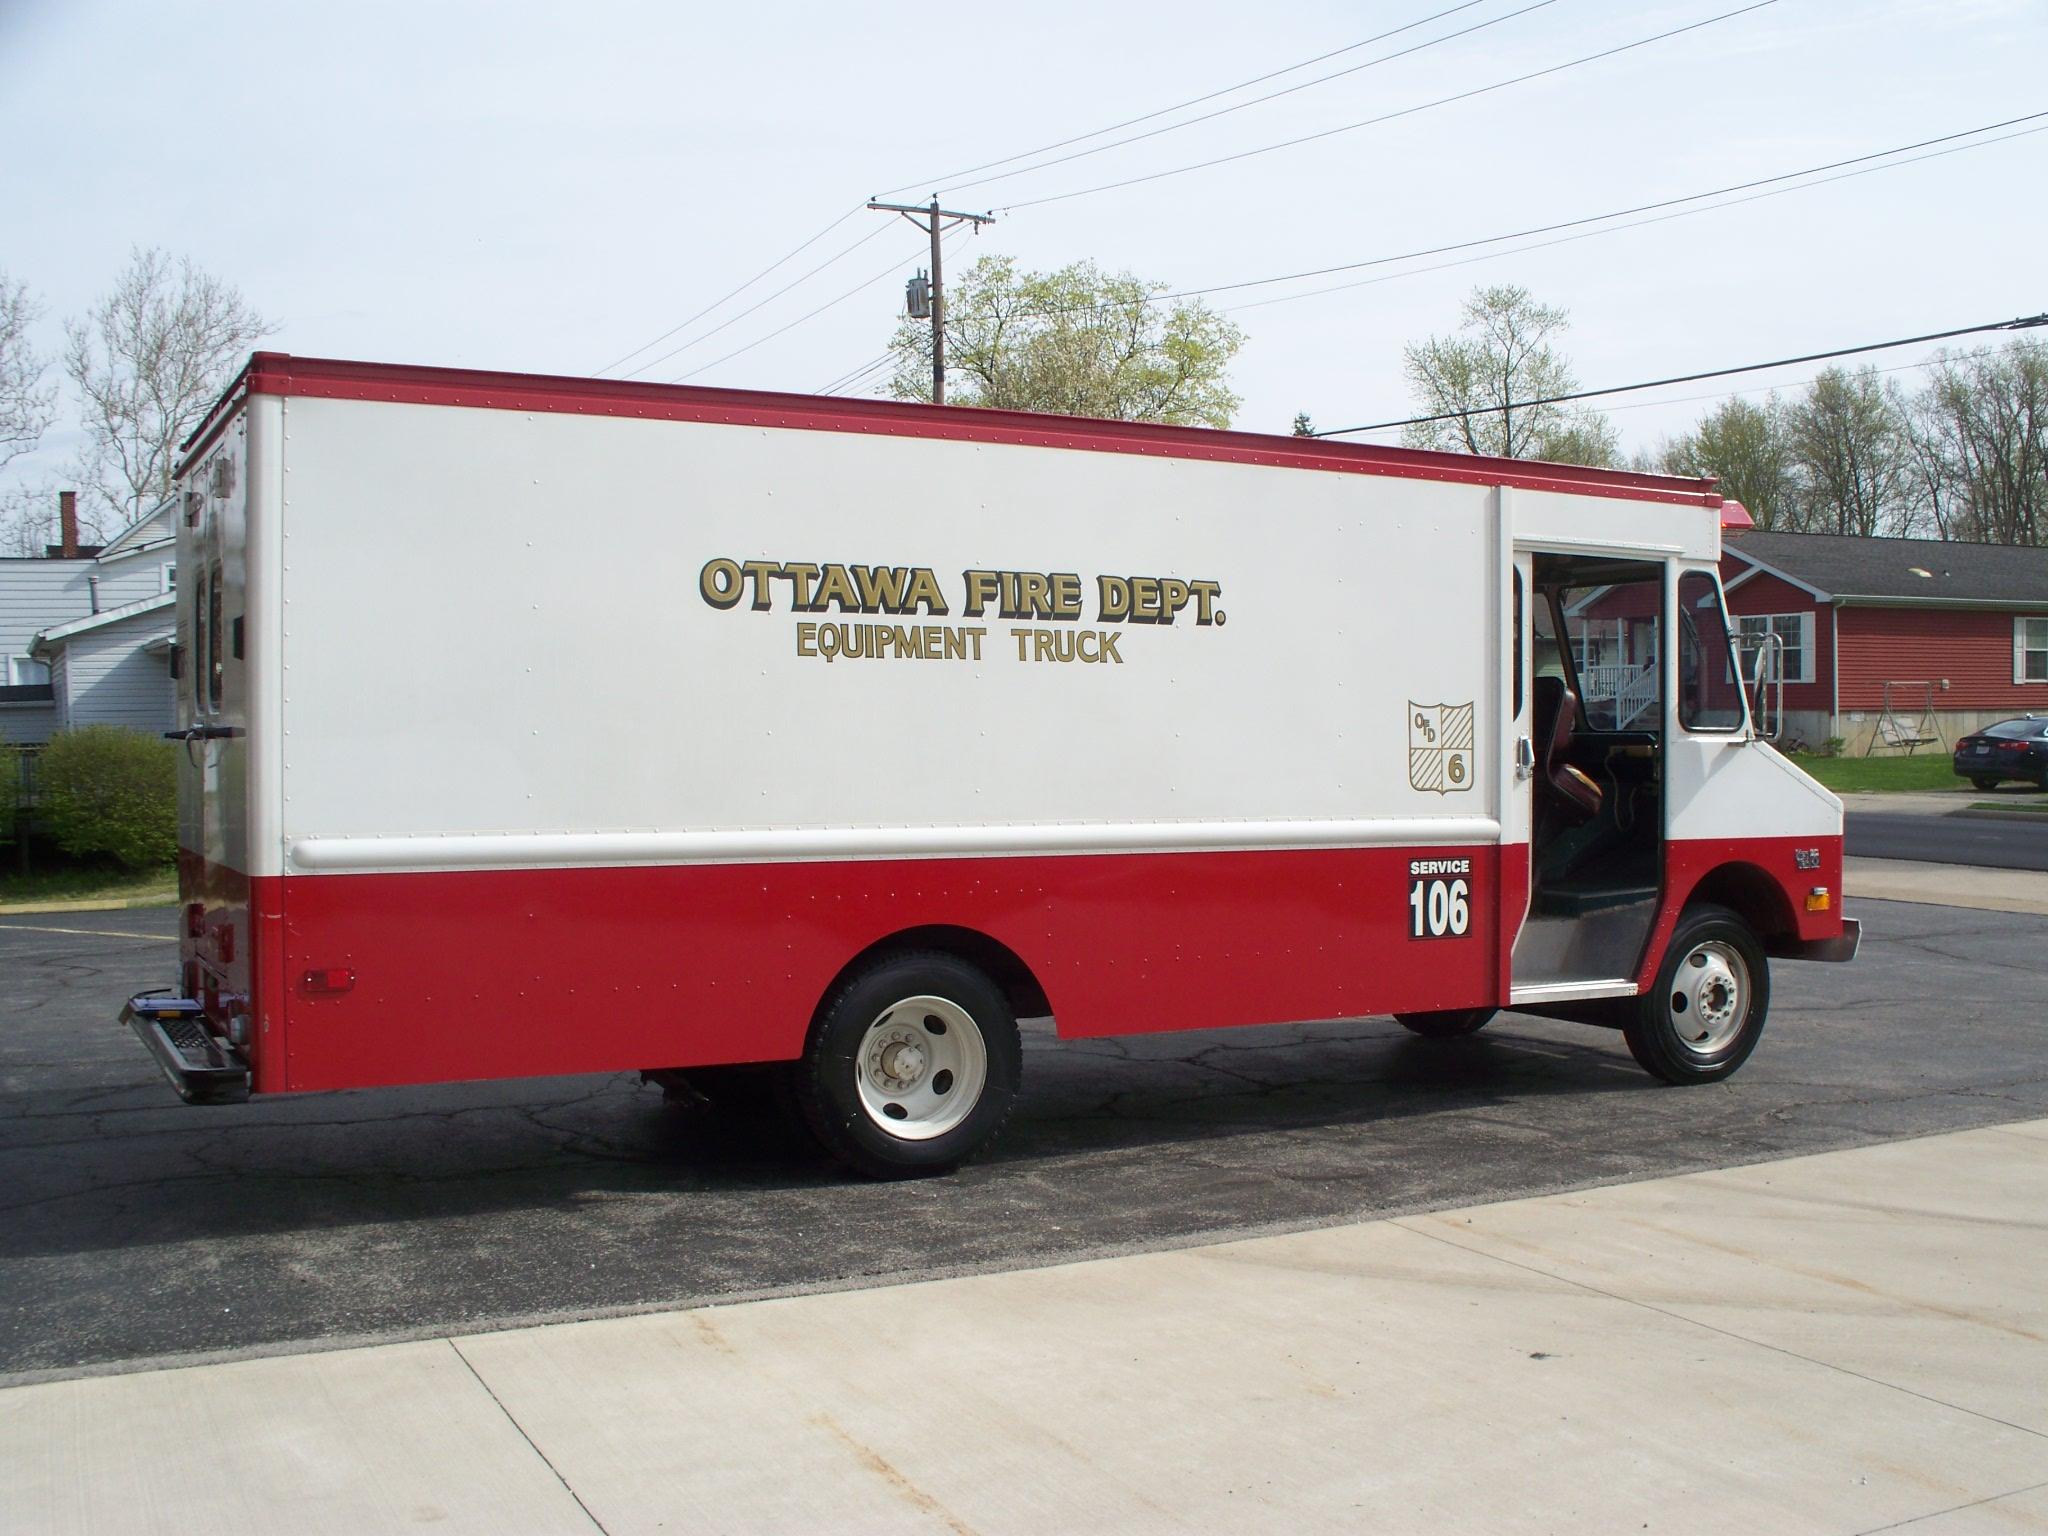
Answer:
[{"xmin": 2, "ymin": 500, "xmax": 178, "ymax": 746}]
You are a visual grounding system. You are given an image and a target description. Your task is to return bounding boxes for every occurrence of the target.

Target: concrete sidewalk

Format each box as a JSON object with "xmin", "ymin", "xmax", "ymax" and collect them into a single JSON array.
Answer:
[
  {"xmin": 1847, "ymin": 856, "xmax": 2048, "ymax": 917},
  {"xmin": 6, "ymin": 1123, "xmax": 2046, "ymax": 1535}
]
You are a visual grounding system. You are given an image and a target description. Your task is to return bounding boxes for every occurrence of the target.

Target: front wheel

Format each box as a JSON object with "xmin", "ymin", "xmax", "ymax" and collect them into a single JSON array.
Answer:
[
  {"xmin": 792, "ymin": 951, "xmax": 1022, "ymax": 1179},
  {"xmin": 1624, "ymin": 903, "xmax": 1770, "ymax": 1084},
  {"xmin": 1392, "ymin": 1007, "xmax": 1497, "ymax": 1039}
]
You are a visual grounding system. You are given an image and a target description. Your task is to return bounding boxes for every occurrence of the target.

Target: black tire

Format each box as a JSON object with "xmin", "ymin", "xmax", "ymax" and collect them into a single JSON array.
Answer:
[
  {"xmin": 1392, "ymin": 1007, "xmax": 1497, "ymax": 1039},
  {"xmin": 1624, "ymin": 903, "xmax": 1770, "ymax": 1085},
  {"xmin": 792, "ymin": 951, "xmax": 1021, "ymax": 1179},
  {"xmin": 1972, "ymin": 775, "xmax": 1999, "ymax": 790}
]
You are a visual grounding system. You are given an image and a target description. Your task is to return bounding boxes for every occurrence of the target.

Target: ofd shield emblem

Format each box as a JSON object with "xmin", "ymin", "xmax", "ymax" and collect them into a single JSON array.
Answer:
[{"xmin": 1408, "ymin": 701, "xmax": 1475, "ymax": 794}]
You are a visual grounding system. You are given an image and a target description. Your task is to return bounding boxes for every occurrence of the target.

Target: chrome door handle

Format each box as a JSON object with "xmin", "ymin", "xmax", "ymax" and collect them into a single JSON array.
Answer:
[{"xmin": 1515, "ymin": 735, "xmax": 1535, "ymax": 779}]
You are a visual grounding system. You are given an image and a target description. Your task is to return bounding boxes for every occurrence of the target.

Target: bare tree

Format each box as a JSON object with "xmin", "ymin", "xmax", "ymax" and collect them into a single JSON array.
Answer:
[
  {"xmin": 1, "ymin": 270, "xmax": 55, "ymax": 473},
  {"xmin": 1400, "ymin": 285, "xmax": 1618, "ymax": 466},
  {"xmin": 1783, "ymin": 366, "xmax": 1912, "ymax": 536},
  {"xmin": 1906, "ymin": 342, "xmax": 2048, "ymax": 546},
  {"xmin": 1660, "ymin": 396, "xmax": 1799, "ymax": 529},
  {"xmin": 64, "ymin": 247, "xmax": 270, "ymax": 533}
]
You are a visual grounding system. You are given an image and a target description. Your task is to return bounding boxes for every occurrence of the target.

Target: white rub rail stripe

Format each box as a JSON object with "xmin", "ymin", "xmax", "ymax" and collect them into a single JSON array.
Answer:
[{"xmin": 287, "ymin": 818, "xmax": 1503, "ymax": 873}]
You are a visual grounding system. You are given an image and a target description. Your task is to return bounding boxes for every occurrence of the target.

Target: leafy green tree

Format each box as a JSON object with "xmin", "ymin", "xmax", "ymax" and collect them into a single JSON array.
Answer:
[
  {"xmin": 888, "ymin": 255, "xmax": 1244, "ymax": 427},
  {"xmin": 37, "ymin": 726, "xmax": 177, "ymax": 870},
  {"xmin": 1660, "ymin": 396, "xmax": 1798, "ymax": 530},
  {"xmin": 1400, "ymin": 285, "xmax": 1618, "ymax": 466}
]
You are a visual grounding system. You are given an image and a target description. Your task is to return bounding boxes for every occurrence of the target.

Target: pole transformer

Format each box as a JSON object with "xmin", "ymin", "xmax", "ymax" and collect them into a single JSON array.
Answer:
[{"xmin": 866, "ymin": 198, "xmax": 995, "ymax": 406}]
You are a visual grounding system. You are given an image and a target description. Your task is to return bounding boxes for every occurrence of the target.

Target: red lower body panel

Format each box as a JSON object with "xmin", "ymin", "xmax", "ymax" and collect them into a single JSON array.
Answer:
[
  {"xmin": 261, "ymin": 844, "xmax": 1502, "ymax": 1093},
  {"xmin": 197, "ymin": 832, "xmax": 1842, "ymax": 1096}
]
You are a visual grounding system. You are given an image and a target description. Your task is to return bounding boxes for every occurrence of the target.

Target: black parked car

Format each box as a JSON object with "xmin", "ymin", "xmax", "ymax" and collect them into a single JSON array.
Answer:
[{"xmin": 1953, "ymin": 716, "xmax": 2048, "ymax": 789}]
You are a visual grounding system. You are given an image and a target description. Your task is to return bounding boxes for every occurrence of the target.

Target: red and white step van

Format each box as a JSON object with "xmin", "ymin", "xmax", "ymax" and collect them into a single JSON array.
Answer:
[{"xmin": 125, "ymin": 353, "xmax": 1857, "ymax": 1177}]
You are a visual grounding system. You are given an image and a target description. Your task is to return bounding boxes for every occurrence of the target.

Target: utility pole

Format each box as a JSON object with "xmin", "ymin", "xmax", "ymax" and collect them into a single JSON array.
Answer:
[{"xmin": 867, "ymin": 197, "xmax": 994, "ymax": 405}]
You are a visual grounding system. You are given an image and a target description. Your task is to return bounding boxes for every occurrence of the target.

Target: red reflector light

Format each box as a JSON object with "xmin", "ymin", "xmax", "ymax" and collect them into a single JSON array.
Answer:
[
  {"xmin": 185, "ymin": 902, "xmax": 205, "ymax": 938},
  {"xmin": 302, "ymin": 967, "xmax": 355, "ymax": 995}
]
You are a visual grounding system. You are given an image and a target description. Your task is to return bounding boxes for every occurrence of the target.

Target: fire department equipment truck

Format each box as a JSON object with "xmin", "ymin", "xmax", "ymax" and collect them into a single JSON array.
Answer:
[{"xmin": 124, "ymin": 353, "xmax": 1858, "ymax": 1177}]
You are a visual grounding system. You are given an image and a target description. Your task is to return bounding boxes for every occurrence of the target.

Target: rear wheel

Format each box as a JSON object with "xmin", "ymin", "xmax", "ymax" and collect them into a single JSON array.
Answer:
[
  {"xmin": 792, "ymin": 951, "xmax": 1021, "ymax": 1179},
  {"xmin": 1392, "ymin": 1007, "xmax": 1497, "ymax": 1039},
  {"xmin": 1972, "ymin": 775, "xmax": 1999, "ymax": 790},
  {"xmin": 1624, "ymin": 903, "xmax": 1769, "ymax": 1084}
]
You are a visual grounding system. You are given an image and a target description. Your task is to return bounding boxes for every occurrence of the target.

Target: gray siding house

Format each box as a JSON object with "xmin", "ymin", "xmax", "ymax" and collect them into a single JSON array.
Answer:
[{"xmin": 1, "ymin": 496, "xmax": 177, "ymax": 747}]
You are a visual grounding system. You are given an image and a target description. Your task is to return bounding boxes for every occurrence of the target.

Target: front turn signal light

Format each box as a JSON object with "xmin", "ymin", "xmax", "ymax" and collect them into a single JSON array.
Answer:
[{"xmin": 1806, "ymin": 887, "xmax": 1831, "ymax": 912}]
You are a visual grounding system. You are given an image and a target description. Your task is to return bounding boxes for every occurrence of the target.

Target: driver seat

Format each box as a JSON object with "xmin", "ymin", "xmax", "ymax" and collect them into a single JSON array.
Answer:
[{"xmin": 1533, "ymin": 675, "xmax": 1603, "ymax": 822}]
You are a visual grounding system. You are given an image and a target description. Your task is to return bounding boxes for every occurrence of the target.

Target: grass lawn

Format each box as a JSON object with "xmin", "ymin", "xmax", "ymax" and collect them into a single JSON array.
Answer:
[
  {"xmin": 0, "ymin": 860, "xmax": 177, "ymax": 908},
  {"xmin": 1785, "ymin": 752, "xmax": 1967, "ymax": 794}
]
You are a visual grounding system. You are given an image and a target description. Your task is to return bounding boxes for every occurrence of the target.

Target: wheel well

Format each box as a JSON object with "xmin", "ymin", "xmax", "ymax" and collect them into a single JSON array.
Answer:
[
  {"xmin": 822, "ymin": 925, "xmax": 1053, "ymax": 1023},
  {"xmin": 1687, "ymin": 862, "xmax": 1799, "ymax": 949}
]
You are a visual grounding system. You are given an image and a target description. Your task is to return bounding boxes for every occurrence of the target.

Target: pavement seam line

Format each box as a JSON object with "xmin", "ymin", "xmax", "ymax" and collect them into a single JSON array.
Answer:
[
  {"xmin": 1388, "ymin": 1215, "xmax": 2048, "ymax": 1448},
  {"xmin": 0, "ymin": 923, "xmax": 178, "ymax": 941},
  {"xmin": 1848, "ymin": 1476, "xmax": 2048, "ymax": 1534},
  {"xmin": 445, "ymin": 1338, "xmax": 612, "ymax": 1535}
]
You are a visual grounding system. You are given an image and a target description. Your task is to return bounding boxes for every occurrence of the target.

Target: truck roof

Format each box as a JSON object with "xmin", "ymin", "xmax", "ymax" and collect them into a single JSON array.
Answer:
[{"xmin": 182, "ymin": 352, "xmax": 1722, "ymax": 509}]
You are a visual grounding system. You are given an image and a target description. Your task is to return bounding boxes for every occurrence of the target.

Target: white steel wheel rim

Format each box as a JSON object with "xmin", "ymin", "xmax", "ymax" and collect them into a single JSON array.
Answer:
[
  {"xmin": 1667, "ymin": 940, "xmax": 1749, "ymax": 1055},
  {"xmin": 854, "ymin": 995, "xmax": 988, "ymax": 1142}
]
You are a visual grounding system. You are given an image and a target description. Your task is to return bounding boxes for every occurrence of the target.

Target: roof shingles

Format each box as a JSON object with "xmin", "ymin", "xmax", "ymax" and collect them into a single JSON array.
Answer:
[{"xmin": 1726, "ymin": 530, "xmax": 2048, "ymax": 604}]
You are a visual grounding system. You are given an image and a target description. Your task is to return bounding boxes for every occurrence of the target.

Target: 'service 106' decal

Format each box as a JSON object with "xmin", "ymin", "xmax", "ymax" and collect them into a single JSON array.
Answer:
[
  {"xmin": 698, "ymin": 558, "xmax": 1225, "ymax": 667},
  {"xmin": 1408, "ymin": 858, "xmax": 1474, "ymax": 939}
]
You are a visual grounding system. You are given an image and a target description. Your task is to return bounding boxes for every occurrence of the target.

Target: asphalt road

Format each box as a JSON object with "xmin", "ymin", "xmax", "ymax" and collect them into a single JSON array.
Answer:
[
  {"xmin": 1846, "ymin": 807, "xmax": 2048, "ymax": 870},
  {"xmin": 4, "ymin": 900, "xmax": 2047, "ymax": 1381}
]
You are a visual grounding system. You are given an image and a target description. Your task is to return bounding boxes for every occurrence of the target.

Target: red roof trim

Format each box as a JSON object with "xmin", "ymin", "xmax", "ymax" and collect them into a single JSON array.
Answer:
[{"xmin": 187, "ymin": 352, "xmax": 1722, "ymax": 508}]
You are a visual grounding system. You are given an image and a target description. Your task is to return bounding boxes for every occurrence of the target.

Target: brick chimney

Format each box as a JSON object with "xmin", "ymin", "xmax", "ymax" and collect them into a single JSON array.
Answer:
[{"xmin": 58, "ymin": 491, "xmax": 78, "ymax": 559}]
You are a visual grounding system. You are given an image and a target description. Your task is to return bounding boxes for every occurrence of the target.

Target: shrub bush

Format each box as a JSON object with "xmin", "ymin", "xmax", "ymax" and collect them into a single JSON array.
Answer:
[
  {"xmin": 38, "ymin": 726, "xmax": 177, "ymax": 870},
  {"xmin": 0, "ymin": 743, "xmax": 19, "ymax": 846}
]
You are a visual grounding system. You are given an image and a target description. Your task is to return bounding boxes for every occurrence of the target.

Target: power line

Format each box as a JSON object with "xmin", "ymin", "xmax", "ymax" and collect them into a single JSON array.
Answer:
[
  {"xmin": 1001, "ymin": 0, "xmax": 1778, "ymax": 212},
  {"xmin": 1196, "ymin": 112, "xmax": 2048, "ymax": 305},
  {"xmin": 1312, "ymin": 313, "xmax": 2048, "ymax": 438},
  {"xmin": 593, "ymin": 205, "xmax": 861, "ymax": 375},
  {"xmin": 1338, "ymin": 352, "xmax": 1998, "ymax": 439},
  {"xmin": 931, "ymin": 0, "xmax": 1558, "ymax": 199},
  {"xmin": 1221, "ymin": 118, "xmax": 2048, "ymax": 315},
  {"xmin": 619, "ymin": 221, "xmax": 896, "ymax": 381},
  {"xmin": 861, "ymin": 113, "xmax": 2043, "ymax": 332},
  {"xmin": 878, "ymin": 0, "xmax": 1494, "ymax": 196},
  {"xmin": 672, "ymin": 224, "xmax": 975, "ymax": 385},
  {"xmin": 815, "ymin": 350, "xmax": 894, "ymax": 394},
  {"xmin": 822, "ymin": 354, "xmax": 899, "ymax": 397}
]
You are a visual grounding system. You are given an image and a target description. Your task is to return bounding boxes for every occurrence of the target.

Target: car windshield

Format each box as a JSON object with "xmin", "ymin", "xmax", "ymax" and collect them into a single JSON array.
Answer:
[{"xmin": 1982, "ymin": 719, "xmax": 2047, "ymax": 739}]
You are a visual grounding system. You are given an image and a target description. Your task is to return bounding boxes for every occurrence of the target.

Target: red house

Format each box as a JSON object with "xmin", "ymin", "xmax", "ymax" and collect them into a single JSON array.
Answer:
[{"xmin": 1718, "ymin": 531, "xmax": 2048, "ymax": 753}]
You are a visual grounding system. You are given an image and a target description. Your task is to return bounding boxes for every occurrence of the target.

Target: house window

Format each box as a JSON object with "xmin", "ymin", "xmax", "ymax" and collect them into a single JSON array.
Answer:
[
  {"xmin": 2017, "ymin": 617, "xmax": 2048, "ymax": 683},
  {"xmin": 161, "ymin": 564, "xmax": 177, "ymax": 593},
  {"xmin": 7, "ymin": 657, "xmax": 51, "ymax": 687},
  {"xmin": 1736, "ymin": 613, "xmax": 1813, "ymax": 685}
]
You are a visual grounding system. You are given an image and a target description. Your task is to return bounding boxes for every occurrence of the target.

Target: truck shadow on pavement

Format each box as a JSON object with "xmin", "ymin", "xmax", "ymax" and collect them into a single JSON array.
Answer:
[{"xmin": 2, "ymin": 1017, "xmax": 1651, "ymax": 1265}]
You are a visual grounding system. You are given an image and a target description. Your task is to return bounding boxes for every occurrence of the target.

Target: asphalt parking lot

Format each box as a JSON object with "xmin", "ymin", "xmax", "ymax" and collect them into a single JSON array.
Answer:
[{"xmin": 4, "ymin": 898, "xmax": 2047, "ymax": 1381}]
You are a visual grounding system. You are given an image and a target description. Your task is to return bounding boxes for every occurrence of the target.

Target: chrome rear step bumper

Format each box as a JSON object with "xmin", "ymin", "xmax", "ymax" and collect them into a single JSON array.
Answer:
[{"xmin": 119, "ymin": 994, "xmax": 249, "ymax": 1104}]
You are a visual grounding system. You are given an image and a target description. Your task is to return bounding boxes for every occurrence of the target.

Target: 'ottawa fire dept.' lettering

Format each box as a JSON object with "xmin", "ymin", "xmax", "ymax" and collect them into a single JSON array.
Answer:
[{"xmin": 699, "ymin": 558, "xmax": 1225, "ymax": 667}]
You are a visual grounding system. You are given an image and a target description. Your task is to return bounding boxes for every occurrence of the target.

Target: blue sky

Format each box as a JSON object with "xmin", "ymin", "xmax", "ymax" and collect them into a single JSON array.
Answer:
[{"xmin": 2, "ymin": 0, "xmax": 2042, "ymax": 493}]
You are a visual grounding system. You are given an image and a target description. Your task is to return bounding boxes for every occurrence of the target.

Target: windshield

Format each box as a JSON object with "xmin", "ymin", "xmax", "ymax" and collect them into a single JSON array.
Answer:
[{"xmin": 1983, "ymin": 719, "xmax": 2048, "ymax": 739}]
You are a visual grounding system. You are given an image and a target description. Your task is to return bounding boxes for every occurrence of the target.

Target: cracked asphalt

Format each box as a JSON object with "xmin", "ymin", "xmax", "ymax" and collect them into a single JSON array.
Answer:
[{"xmin": 4, "ymin": 898, "xmax": 2046, "ymax": 1380}]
